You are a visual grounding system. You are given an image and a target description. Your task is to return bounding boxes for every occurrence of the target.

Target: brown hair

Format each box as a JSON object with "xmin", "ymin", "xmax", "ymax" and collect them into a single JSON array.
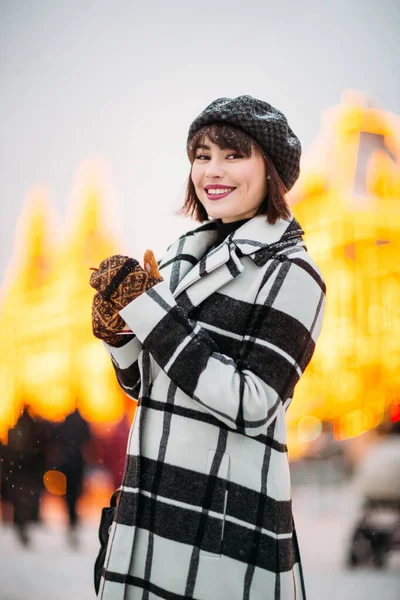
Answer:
[{"xmin": 180, "ymin": 123, "xmax": 291, "ymax": 224}]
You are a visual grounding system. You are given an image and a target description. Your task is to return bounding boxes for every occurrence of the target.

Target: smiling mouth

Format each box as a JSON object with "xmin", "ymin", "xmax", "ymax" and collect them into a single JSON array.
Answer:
[{"xmin": 205, "ymin": 187, "xmax": 236, "ymax": 200}]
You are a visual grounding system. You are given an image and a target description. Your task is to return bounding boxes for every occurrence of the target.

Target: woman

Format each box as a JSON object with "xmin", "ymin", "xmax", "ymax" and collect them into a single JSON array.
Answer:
[{"xmin": 90, "ymin": 95, "xmax": 326, "ymax": 600}]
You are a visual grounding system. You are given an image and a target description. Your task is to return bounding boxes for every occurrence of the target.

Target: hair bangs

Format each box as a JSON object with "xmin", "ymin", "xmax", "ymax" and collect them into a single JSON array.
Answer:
[{"xmin": 187, "ymin": 124, "xmax": 254, "ymax": 163}]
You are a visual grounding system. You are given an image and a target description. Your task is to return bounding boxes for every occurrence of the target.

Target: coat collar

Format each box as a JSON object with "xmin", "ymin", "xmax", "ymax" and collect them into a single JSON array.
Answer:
[
  {"xmin": 230, "ymin": 213, "xmax": 304, "ymax": 257},
  {"xmin": 177, "ymin": 213, "xmax": 305, "ymax": 261},
  {"xmin": 160, "ymin": 213, "xmax": 305, "ymax": 305}
]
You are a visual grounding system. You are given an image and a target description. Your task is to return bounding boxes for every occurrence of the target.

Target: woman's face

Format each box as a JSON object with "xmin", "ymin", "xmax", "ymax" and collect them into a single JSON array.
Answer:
[{"xmin": 191, "ymin": 137, "xmax": 268, "ymax": 223}]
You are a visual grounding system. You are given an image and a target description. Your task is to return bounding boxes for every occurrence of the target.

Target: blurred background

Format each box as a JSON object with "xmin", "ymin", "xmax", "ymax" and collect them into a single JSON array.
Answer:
[{"xmin": 0, "ymin": 1, "xmax": 399, "ymax": 599}]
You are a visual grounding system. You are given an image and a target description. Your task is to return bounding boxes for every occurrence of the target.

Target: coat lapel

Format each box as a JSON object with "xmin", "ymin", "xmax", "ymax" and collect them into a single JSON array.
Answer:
[
  {"xmin": 158, "ymin": 222, "xmax": 217, "ymax": 292},
  {"xmin": 173, "ymin": 242, "xmax": 244, "ymax": 307},
  {"xmin": 158, "ymin": 213, "xmax": 304, "ymax": 308}
]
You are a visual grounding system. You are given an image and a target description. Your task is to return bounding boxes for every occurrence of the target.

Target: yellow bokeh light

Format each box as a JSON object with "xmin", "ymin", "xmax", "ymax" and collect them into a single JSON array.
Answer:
[
  {"xmin": 297, "ymin": 416, "xmax": 323, "ymax": 443},
  {"xmin": 0, "ymin": 160, "xmax": 133, "ymax": 440},
  {"xmin": 289, "ymin": 92, "xmax": 400, "ymax": 449}
]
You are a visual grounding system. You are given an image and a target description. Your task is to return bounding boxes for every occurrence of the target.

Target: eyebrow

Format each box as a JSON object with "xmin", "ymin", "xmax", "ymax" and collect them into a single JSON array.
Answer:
[{"xmin": 195, "ymin": 144, "xmax": 211, "ymax": 151}]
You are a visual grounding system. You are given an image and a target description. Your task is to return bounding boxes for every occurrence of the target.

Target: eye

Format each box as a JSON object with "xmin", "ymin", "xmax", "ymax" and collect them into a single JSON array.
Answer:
[
  {"xmin": 194, "ymin": 154, "xmax": 209, "ymax": 161},
  {"xmin": 226, "ymin": 152, "xmax": 243, "ymax": 159}
]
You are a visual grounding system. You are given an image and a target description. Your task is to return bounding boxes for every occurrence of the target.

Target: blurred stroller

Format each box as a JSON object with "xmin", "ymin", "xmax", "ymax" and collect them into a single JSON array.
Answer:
[{"xmin": 347, "ymin": 421, "xmax": 400, "ymax": 568}]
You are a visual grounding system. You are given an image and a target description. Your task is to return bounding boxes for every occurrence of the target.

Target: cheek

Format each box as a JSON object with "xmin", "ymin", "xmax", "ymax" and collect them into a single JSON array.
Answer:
[
  {"xmin": 190, "ymin": 166, "xmax": 202, "ymax": 189},
  {"xmin": 238, "ymin": 166, "xmax": 259, "ymax": 195},
  {"xmin": 258, "ymin": 176, "xmax": 268, "ymax": 198},
  {"xmin": 248, "ymin": 167, "xmax": 267, "ymax": 198}
]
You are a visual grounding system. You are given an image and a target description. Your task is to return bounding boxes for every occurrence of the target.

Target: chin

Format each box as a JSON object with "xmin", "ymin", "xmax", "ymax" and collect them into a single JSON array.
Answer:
[
  {"xmin": 205, "ymin": 204, "xmax": 235, "ymax": 220},
  {"xmin": 208, "ymin": 212, "xmax": 242, "ymax": 223}
]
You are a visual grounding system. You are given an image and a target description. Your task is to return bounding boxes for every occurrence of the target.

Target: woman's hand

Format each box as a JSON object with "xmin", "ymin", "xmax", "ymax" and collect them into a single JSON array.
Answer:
[{"xmin": 90, "ymin": 250, "xmax": 162, "ymax": 347}]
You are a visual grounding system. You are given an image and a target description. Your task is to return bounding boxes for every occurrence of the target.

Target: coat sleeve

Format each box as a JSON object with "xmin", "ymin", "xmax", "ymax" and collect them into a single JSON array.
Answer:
[
  {"xmin": 119, "ymin": 258, "xmax": 326, "ymax": 436},
  {"xmin": 102, "ymin": 253, "xmax": 166, "ymax": 400},
  {"xmin": 103, "ymin": 336, "xmax": 143, "ymax": 400}
]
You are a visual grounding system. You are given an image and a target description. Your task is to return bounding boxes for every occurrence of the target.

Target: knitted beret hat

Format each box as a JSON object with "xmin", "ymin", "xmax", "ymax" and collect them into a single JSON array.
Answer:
[{"xmin": 187, "ymin": 95, "xmax": 301, "ymax": 191}]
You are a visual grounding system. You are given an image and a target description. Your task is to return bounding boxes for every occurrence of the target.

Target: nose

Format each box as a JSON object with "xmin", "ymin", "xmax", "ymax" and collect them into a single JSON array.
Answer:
[{"xmin": 205, "ymin": 157, "xmax": 224, "ymax": 179}]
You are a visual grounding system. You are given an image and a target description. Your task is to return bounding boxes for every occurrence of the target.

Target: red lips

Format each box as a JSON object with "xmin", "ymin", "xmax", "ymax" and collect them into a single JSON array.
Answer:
[{"xmin": 204, "ymin": 184, "xmax": 236, "ymax": 201}]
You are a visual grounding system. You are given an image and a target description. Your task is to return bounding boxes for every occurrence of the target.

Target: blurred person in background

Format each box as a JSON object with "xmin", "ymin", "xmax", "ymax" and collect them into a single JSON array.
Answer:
[
  {"xmin": 0, "ymin": 407, "xmax": 48, "ymax": 546},
  {"xmin": 90, "ymin": 95, "xmax": 326, "ymax": 599},
  {"xmin": 48, "ymin": 408, "xmax": 91, "ymax": 548},
  {"xmin": 96, "ymin": 415, "xmax": 130, "ymax": 491},
  {"xmin": 347, "ymin": 420, "xmax": 400, "ymax": 568},
  {"xmin": 357, "ymin": 420, "xmax": 400, "ymax": 502}
]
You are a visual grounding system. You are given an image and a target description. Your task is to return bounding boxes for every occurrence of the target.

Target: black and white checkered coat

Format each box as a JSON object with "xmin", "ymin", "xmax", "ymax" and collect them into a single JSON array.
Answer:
[{"xmin": 99, "ymin": 214, "xmax": 326, "ymax": 600}]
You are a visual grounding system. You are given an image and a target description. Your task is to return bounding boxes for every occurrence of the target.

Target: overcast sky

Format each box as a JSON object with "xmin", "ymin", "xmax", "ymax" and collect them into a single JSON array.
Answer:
[{"xmin": 0, "ymin": 0, "xmax": 399, "ymax": 280}]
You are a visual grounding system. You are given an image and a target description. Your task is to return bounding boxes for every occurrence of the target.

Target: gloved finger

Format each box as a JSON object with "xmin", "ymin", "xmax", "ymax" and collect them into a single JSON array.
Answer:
[{"xmin": 143, "ymin": 249, "xmax": 162, "ymax": 279}]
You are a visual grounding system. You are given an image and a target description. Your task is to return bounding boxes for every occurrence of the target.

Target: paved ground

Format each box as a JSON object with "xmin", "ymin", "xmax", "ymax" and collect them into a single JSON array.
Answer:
[{"xmin": 0, "ymin": 482, "xmax": 399, "ymax": 600}]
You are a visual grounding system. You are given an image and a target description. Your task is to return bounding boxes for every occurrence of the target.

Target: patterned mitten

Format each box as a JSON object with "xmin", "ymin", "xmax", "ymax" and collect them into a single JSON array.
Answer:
[{"xmin": 90, "ymin": 250, "xmax": 162, "ymax": 347}]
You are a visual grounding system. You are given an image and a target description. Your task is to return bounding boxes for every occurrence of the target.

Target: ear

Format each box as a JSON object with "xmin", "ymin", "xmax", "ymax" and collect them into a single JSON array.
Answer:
[{"xmin": 143, "ymin": 249, "xmax": 161, "ymax": 279}]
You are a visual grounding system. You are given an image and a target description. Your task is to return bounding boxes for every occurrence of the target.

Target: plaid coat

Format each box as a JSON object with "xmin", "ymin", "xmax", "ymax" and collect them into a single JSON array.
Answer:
[{"xmin": 99, "ymin": 214, "xmax": 326, "ymax": 600}]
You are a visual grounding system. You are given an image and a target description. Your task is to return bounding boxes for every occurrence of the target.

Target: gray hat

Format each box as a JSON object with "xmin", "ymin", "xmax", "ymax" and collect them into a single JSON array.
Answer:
[{"xmin": 187, "ymin": 95, "xmax": 301, "ymax": 191}]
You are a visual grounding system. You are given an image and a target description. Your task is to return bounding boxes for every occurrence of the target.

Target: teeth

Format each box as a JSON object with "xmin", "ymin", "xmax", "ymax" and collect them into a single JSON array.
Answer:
[{"xmin": 207, "ymin": 188, "xmax": 233, "ymax": 195}]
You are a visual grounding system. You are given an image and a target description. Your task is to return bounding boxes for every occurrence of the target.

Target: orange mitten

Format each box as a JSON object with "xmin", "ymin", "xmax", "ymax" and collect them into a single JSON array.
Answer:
[{"xmin": 90, "ymin": 250, "xmax": 162, "ymax": 347}]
